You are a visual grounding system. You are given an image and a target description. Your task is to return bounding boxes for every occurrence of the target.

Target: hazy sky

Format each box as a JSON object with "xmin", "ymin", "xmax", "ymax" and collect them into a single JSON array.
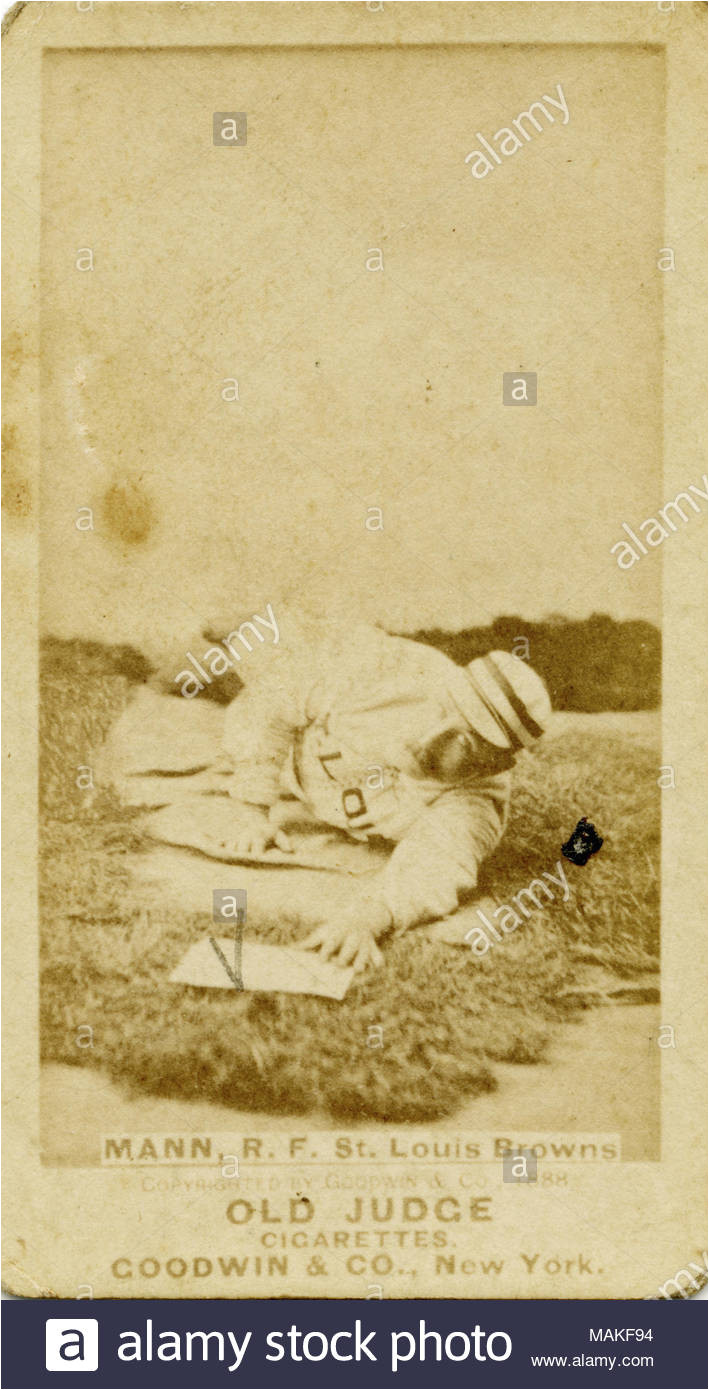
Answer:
[{"xmin": 41, "ymin": 42, "xmax": 663, "ymax": 661}]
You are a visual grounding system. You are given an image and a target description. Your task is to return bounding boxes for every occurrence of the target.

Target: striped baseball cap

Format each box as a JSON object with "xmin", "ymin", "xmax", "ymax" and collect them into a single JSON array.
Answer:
[{"xmin": 448, "ymin": 650, "xmax": 552, "ymax": 751}]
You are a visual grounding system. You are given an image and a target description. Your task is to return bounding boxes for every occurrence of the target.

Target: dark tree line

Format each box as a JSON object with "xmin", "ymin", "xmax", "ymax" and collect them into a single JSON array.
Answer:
[
  {"xmin": 41, "ymin": 612, "xmax": 660, "ymax": 712},
  {"xmin": 405, "ymin": 613, "xmax": 660, "ymax": 712}
]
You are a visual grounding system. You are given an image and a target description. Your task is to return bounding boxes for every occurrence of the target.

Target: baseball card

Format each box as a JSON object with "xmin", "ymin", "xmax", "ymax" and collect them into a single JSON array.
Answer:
[{"xmin": 2, "ymin": 0, "xmax": 706, "ymax": 1329}]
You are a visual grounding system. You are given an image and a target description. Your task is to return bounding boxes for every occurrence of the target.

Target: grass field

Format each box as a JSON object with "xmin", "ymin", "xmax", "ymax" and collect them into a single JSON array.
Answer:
[{"xmin": 39, "ymin": 646, "xmax": 660, "ymax": 1122}]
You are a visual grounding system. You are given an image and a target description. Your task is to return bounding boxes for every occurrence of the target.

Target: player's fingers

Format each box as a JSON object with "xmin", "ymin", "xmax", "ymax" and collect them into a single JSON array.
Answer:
[
  {"xmin": 318, "ymin": 934, "xmax": 340, "ymax": 961},
  {"xmin": 352, "ymin": 941, "xmax": 372, "ymax": 974},
  {"xmin": 334, "ymin": 934, "xmax": 358, "ymax": 968},
  {"xmin": 249, "ymin": 833, "xmax": 271, "ymax": 857},
  {"xmin": 298, "ymin": 926, "xmax": 327, "ymax": 951},
  {"xmin": 273, "ymin": 830, "xmax": 293, "ymax": 853},
  {"xmin": 352, "ymin": 939, "xmax": 383, "ymax": 974}
]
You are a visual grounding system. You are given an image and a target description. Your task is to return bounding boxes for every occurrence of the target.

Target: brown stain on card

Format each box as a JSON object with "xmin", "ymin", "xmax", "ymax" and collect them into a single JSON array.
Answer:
[
  {"xmin": 2, "ymin": 424, "xmax": 32, "ymax": 519},
  {"xmin": 4, "ymin": 329, "xmax": 26, "ymax": 378},
  {"xmin": 100, "ymin": 479, "xmax": 156, "ymax": 546},
  {"xmin": 3, "ymin": 330, "xmax": 34, "ymax": 519}
]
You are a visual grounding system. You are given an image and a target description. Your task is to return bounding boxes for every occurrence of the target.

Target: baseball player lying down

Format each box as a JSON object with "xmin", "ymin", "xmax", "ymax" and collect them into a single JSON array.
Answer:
[{"xmin": 206, "ymin": 622, "xmax": 552, "ymax": 974}]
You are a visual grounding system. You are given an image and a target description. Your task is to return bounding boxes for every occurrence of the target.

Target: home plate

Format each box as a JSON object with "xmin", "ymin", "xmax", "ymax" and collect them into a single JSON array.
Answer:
[{"xmin": 169, "ymin": 937, "xmax": 355, "ymax": 1000}]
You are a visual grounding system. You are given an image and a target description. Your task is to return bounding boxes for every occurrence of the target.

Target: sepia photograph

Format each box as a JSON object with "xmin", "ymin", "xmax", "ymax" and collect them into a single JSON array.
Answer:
[{"xmin": 3, "ymin": 0, "xmax": 706, "ymax": 1306}]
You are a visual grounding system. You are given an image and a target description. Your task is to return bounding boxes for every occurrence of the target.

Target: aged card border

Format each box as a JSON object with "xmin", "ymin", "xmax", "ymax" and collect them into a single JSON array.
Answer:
[{"xmin": 2, "ymin": 1, "xmax": 705, "ymax": 1298}]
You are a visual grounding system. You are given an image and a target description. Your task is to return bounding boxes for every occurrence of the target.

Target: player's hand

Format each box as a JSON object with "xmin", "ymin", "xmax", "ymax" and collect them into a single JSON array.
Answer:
[
  {"xmin": 228, "ymin": 804, "xmax": 293, "ymax": 857},
  {"xmin": 298, "ymin": 899, "xmax": 392, "ymax": 973},
  {"xmin": 298, "ymin": 920, "xmax": 384, "ymax": 974}
]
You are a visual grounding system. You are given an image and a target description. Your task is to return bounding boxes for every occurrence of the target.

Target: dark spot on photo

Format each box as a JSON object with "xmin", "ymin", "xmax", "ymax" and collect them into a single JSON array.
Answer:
[
  {"xmin": 562, "ymin": 817, "xmax": 603, "ymax": 866},
  {"xmin": 101, "ymin": 479, "xmax": 155, "ymax": 546}
]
